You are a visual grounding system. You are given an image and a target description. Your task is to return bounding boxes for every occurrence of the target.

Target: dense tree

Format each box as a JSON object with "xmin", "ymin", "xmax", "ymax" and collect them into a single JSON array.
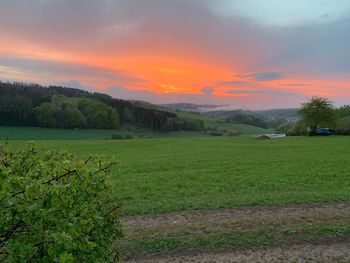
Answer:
[
  {"xmin": 62, "ymin": 107, "xmax": 86, "ymax": 128},
  {"xmin": 34, "ymin": 103, "xmax": 57, "ymax": 128},
  {"xmin": 123, "ymin": 107, "xmax": 133, "ymax": 124},
  {"xmin": 32, "ymin": 95, "xmax": 119, "ymax": 129},
  {"xmin": 299, "ymin": 96, "xmax": 338, "ymax": 134},
  {"xmin": 335, "ymin": 116, "xmax": 350, "ymax": 135},
  {"xmin": 92, "ymin": 111, "xmax": 110, "ymax": 129},
  {"xmin": 0, "ymin": 143, "xmax": 122, "ymax": 262},
  {"xmin": 0, "ymin": 96, "xmax": 35, "ymax": 126},
  {"xmin": 78, "ymin": 98, "xmax": 119, "ymax": 129},
  {"xmin": 335, "ymin": 105, "xmax": 350, "ymax": 118}
]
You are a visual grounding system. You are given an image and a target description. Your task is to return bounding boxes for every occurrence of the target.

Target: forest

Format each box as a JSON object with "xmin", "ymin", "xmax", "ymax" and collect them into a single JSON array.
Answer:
[{"xmin": 0, "ymin": 82, "xmax": 204, "ymax": 131}]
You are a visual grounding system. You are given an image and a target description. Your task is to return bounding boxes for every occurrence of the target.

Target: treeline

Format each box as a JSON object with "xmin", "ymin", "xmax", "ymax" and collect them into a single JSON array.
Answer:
[
  {"xmin": 225, "ymin": 113, "xmax": 269, "ymax": 129},
  {"xmin": 335, "ymin": 105, "xmax": 350, "ymax": 134},
  {"xmin": 0, "ymin": 82, "xmax": 205, "ymax": 131},
  {"xmin": 275, "ymin": 104, "xmax": 350, "ymax": 135},
  {"xmin": 34, "ymin": 96, "xmax": 119, "ymax": 129}
]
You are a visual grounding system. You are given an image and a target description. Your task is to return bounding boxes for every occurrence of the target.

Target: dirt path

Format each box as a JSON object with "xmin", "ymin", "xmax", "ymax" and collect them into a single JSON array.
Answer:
[
  {"xmin": 123, "ymin": 202, "xmax": 350, "ymax": 262},
  {"xmin": 125, "ymin": 202, "xmax": 350, "ymax": 237},
  {"xmin": 128, "ymin": 241, "xmax": 350, "ymax": 262}
]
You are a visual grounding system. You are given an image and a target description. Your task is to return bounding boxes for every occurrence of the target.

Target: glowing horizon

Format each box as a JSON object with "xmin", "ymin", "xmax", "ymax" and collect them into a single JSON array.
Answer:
[{"xmin": 1, "ymin": 0, "xmax": 350, "ymax": 109}]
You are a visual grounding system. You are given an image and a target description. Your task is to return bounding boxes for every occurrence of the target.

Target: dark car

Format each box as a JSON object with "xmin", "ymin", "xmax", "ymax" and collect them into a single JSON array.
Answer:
[{"xmin": 316, "ymin": 128, "xmax": 333, "ymax": 136}]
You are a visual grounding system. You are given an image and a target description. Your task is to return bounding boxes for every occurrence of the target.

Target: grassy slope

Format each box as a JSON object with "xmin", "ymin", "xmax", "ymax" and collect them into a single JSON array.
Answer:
[
  {"xmin": 8, "ymin": 136, "xmax": 350, "ymax": 216},
  {"xmin": 174, "ymin": 110, "xmax": 273, "ymax": 134},
  {"xmin": 138, "ymin": 102, "xmax": 273, "ymax": 134}
]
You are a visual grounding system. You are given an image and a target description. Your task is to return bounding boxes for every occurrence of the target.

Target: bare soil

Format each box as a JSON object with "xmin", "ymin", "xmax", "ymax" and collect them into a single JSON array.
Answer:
[
  {"xmin": 123, "ymin": 202, "xmax": 350, "ymax": 262},
  {"xmin": 128, "ymin": 241, "xmax": 350, "ymax": 263}
]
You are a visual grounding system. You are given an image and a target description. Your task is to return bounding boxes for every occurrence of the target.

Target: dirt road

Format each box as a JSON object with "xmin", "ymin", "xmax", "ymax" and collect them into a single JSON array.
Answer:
[{"xmin": 123, "ymin": 202, "xmax": 350, "ymax": 262}]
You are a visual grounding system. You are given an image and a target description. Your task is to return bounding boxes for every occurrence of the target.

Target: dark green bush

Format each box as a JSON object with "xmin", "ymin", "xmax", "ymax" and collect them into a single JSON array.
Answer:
[
  {"xmin": 124, "ymin": 135, "xmax": 133, "ymax": 140},
  {"xmin": 111, "ymin": 134, "xmax": 124, "ymax": 140},
  {"xmin": 227, "ymin": 131, "xmax": 241, "ymax": 137},
  {"xmin": 206, "ymin": 126, "xmax": 218, "ymax": 131},
  {"xmin": 0, "ymin": 143, "xmax": 122, "ymax": 262},
  {"xmin": 208, "ymin": 131, "xmax": 223, "ymax": 136}
]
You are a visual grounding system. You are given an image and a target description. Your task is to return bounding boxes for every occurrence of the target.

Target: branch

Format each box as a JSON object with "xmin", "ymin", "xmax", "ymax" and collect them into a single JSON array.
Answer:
[
  {"xmin": 0, "ymin": 221, "xmax": 24, "ymax": 247},
  {"xmin": 43, "ymin": 169, "xmax": 77, "ymax": 184},
  {"xmin": 94, "ymin": 163, "xmax": 114, "ymax": 175},
  {"xmin": 83, "ymin": 156, "xmax": 93, "ymax": 166},
  {"xmin": 11, "ymin": 190, "xmax": 25, "ymax": 197},
  {"xmin": 33, "ymin": 240, "xmax": 54, "ymax": 247}
]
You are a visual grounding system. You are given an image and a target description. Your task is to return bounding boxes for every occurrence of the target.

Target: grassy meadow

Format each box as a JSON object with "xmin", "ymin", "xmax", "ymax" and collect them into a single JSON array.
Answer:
[
  {"xmin": 6, "ymin": 132, "xmax": 350, "ymax": 216},
  {"xmin": 4, "ymin": 126, "xmax": 350, "ymax": 258},
  {"xmin": 0, "ymin": 117, "xmax": 271, "ymax": 141}
]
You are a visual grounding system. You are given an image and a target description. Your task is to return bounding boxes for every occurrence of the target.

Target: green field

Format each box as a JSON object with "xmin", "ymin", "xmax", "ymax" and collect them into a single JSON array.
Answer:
[
  {"xmin": 0, "ymin": 120, "xmax": 271, "ymax": 140},
  {"xmin": 0, "ymin": 126, "xmax": 208, "ymax": 140},
  {"xmin": 8, "ymin": 135, "xmax": 350, "ymax": 216},
  {"xmin": 5, "ymin": 128, "xmax": 350, "ymax": 259}
]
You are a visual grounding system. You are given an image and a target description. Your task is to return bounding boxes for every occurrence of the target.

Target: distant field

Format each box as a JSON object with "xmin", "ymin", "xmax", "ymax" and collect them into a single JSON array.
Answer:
[
  {"xmin": 0, "ymin": 126, "xmax": 207, "ymax": 140},
  {"xmin": 173, "ymin": 110, "xmax": 273, "ymax": 134},
  {"xmin": 8, "ymin": 136, "xmax": 350, "ymax": 216},
  {"xmin": 0, "ymin": 121, "xmax": 271, "ymax": 140}
]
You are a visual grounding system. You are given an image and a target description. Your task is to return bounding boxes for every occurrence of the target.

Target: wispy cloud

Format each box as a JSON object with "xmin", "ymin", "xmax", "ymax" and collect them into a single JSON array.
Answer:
[
  {"xmin": 235, "ymin": 72, "xmax": 286, "ymax": 81},
  {"xmin": 201, "ymin": 87, "xmax": 214, "ymax": 95},
  {"xmin": 0, "ymin": 56, "xmax": 146, "ymax": 86}
]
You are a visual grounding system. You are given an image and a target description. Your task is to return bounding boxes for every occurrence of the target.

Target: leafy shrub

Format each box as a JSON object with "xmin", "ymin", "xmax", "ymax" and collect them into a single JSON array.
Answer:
[
  {"xmin": 124, "ymin": 135, "xmax": 133, "ymax": 140},
  {"xmin": 276, "ymin": 120, "xmax": 307, "ymax": 136},
  {"xmin": 208, "ymin": 131, "xmax": 223, "ymax": 136},
  {"xmin": 227, "ymin": 131, "xmax": 241, "ymax": 137},
  {"xmin": 335, "ymin": 116, "xmax": 350, "ymax": 135},
  {"xmin": 111, "ymin": 134, "xmax": 124, "ymax": 140},
  {"xmin": 0, "ymin": 143, "xmax": 122, "ymax": 262}
]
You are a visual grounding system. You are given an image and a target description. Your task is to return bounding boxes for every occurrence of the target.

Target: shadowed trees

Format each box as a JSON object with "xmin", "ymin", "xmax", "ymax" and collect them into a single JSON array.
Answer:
[
  {"xmin": 0, "ymin": 81, "xmax": 204, "ymax": 132},
  {"xmin": 299, "ymin": 96, "xmax": 338, "ymax": 134}
]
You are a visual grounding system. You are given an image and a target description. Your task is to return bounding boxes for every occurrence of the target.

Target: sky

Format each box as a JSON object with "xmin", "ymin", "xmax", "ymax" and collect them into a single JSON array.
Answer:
[{"xmin": 1, "ymin": 0, "xmax": 350, "ymax": 109}]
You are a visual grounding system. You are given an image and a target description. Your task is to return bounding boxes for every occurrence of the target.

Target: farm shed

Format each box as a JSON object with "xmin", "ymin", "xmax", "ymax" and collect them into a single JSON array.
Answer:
[{"xmin": 256, "ymin": 134, "xmax": 286, "ymax": 140}]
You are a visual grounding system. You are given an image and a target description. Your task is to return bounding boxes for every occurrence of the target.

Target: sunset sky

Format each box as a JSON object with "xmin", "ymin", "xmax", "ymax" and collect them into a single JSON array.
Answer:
[{"xmin": 1, "ymin": 0, "xmax": 350, "ymax": 109}]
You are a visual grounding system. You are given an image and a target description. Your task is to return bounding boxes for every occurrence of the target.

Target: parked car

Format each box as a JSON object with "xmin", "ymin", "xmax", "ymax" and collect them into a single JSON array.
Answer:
[{"xmin": 316, "ymin": 128, "xmax": 333, "ymax": 136}]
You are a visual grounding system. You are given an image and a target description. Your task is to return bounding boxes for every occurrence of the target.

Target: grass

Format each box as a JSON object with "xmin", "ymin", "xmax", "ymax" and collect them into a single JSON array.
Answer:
[
  {"xmin": 8, "ymin": 135, "xmax": 350, "ymax": 216},
  {"xmin": 175, "ymin": 110, "xmax": 273, "ymax": 134},
  {"xmin": 0, "ymin": 126, "xmax": 208, "ymax": 140},
  {"xmin": 0, "ymin": 121, "xmax": 270, "ymax": 140},
  {"xmin": 6, "ymin": 131, "xmax": 350, "ymax": 258}
]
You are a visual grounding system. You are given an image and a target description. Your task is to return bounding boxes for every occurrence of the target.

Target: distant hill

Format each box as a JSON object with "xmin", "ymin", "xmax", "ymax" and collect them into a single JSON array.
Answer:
[
  {"xmin": 205, "ymin": 108, "xmax": 299, "ymax": 121},
  {"xmin": 257, "ymin": 109, "xmax": 299, "ymax": 121},
  {"xmin": 0, "ymin": 82, "xmax": 205, "ymax": 132},
  {"xmin": 162, "ymin": 103, "xmax": 299, "ymax": 121},
  {"xmin": 162, "ymin": 103, "xmax": 228, "ymax": 113}
]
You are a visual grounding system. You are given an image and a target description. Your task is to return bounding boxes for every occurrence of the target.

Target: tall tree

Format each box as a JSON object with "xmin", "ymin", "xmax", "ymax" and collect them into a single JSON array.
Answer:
[{"xmin": 299, "ymin": 96, "xmax": 337, "ymax": 134}]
